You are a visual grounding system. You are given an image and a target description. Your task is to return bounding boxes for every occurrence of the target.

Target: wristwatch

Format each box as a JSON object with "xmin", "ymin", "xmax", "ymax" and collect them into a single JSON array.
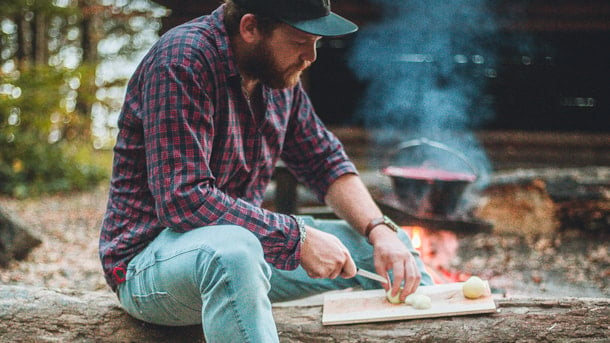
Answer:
[{"xmin": 364, "ymin": 215, "xmax": 400, "ymax": 243}]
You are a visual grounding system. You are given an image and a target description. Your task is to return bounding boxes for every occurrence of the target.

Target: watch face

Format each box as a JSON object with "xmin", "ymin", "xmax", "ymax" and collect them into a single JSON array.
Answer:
[{"xmin": 383, "ymin": 216, "xmax": 399, "ymax": 232}]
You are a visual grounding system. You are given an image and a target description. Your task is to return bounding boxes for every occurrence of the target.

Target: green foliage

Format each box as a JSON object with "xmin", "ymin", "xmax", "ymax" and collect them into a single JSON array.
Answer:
[
  {"xmin": 0, "ymin": 0, "xmax": 167, "ymax": 198},
  {"xmin": 0, "ymin": 133, "xmax": 109, "ymax": 198},
  {"xmin": 0, "ymin": 65, "xmax": 109, "ymax": 198}
]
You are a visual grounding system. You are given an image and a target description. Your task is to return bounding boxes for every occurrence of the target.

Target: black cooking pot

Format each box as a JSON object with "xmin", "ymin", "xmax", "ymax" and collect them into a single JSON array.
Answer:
[{"xmin": 382, "ymin": 138, "xmax": 478, "ymax": 217}]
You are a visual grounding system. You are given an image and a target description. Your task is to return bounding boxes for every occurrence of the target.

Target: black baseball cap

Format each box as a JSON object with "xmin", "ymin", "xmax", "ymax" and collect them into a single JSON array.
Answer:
[{"xmin": 233, "ymin": 0, "xmax": 358, "ymax": 37}]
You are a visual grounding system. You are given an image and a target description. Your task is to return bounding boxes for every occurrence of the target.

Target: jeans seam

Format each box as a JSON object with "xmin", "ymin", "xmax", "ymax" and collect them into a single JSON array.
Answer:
[
  {"xmin": 130, "ymin": 246, "xmax": 211, "ymax": 278},
  {"xmin": 212, "ymin": 255, "xmax": 252, "ymax": 343},
  {"xmin": 129, "ymin": 248, "xmax": 211, "ymax": 314}
]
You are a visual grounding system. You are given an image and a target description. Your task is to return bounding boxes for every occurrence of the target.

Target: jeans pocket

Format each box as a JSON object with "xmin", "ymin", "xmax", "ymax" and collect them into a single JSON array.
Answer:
[{"xmin": 131, "ymin": 290, "xmax": 200, "ymax": 326}]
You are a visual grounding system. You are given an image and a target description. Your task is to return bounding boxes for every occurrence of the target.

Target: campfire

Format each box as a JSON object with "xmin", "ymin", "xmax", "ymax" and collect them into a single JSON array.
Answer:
[
  {"xmin": 402, "ymin": 225, "xmax": 469, "ymax": 284},
  {"xmin": 374, "ymin": 155, "xmax": 610, "ymax": 299},
  {"xmin": 373, "ymin": 138, "xmax": 491, "ymax": 284}
]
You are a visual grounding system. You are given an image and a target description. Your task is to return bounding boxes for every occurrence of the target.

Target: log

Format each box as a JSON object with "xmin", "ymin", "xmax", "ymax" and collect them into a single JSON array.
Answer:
[
  {"xmin": 489, "ymin": 167, "xmax": 610, "ymax": 203},
  {"xmin": 0, "ymin": 286, "xmax": 203, "ymax": 343},
  {"xmin": 1, "ymin": 285, "xmax": 609, "ymax": 342},
  {"xmin": 0, "ymin": 206, "xmax": 41, "ymax": 266},
  {"xmin": 557, "ymin": 199, "xmax": 610, "ymax": 232},
  {"xmin": 476, "ymin": 167, "xmax": 610, "ymax": 235},
  {"xmin": 474, "ymin": 179, "xmax": 560, "ymax": 239}
]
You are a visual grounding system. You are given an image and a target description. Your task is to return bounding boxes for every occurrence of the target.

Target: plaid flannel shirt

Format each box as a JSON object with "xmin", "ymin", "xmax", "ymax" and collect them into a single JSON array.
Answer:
[{"xmin": 99, "ymin": 5, "xmax": 357, "ymax": 291}]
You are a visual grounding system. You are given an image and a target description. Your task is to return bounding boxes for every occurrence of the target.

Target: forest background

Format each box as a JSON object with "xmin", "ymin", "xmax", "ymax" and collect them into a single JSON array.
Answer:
[{"xmin": 0, "ymin": 0, "xmax": 167, "ymax": 197}]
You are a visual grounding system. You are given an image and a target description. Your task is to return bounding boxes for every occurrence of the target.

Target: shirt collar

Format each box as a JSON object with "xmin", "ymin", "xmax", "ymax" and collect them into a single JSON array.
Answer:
[{"xmin": 210, "ymin": 4, "xmax": 241, "ymax": 80}]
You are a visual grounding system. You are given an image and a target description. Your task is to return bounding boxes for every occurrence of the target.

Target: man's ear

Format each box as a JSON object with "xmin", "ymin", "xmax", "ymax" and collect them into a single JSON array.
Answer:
[{"xmin": 239, "ymin": 14, "xmax": 261, "ymax": 43}]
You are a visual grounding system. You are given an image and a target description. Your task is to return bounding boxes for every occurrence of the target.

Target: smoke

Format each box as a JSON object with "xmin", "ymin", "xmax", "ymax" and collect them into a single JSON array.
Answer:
[{"xmin": 348, "ymin": 0, "xmax": 499, "ymax": 185}]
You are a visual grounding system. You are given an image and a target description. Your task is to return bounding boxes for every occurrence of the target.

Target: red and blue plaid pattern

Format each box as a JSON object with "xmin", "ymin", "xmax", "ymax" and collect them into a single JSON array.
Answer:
[{"xmin": 99, "ymin": 5, "xmax": 357, "ymax": 291}]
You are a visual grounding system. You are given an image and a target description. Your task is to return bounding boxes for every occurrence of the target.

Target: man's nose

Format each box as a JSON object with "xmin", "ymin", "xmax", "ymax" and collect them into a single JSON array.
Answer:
[{"xmin": 301, "ymin": 42, "xmax": 317, "ymax": 63}]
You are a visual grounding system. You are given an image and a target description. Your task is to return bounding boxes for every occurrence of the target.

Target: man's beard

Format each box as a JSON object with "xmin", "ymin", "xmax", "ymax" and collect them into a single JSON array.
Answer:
[{"xmin": 239, "ymin": 39, "xmax": 310, "ymax": 89}]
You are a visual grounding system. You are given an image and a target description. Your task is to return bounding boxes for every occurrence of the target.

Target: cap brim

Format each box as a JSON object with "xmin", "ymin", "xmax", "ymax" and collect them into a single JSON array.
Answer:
[{"xmin": 283, "ymin": 12, "xmax": 358, "ymax": 37}]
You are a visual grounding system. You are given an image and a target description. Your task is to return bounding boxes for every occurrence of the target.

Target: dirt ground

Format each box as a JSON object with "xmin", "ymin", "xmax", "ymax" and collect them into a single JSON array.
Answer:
[
  {"xmin": 0, "ymin": 185, "xmax": 109, "ymax": 292},
  {"xmin": 0, "ymin": 185, "xmax": 608, "ymax": 299},
  {"xmin": 452, "ymin": 230, "xmax": 609, "ymax": 298}
]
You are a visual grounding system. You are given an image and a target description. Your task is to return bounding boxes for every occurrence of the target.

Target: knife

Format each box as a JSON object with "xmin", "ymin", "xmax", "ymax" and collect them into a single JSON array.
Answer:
[{"xmin": 356, "ymin": 268, "xmax": 388, "ymax": 284}]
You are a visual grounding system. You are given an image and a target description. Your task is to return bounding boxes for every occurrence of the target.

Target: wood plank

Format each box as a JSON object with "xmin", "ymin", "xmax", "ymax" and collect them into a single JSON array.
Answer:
[{"xmin": 322, "ymin": 282, "xmax": 497, "ymax": 325}]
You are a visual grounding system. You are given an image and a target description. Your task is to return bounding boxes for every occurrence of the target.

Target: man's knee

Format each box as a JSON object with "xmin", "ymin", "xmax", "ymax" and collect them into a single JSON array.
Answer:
[
  {"xmin": 213, "ymin": 225, "xmax": 262, "ymax": 255},
  {"xmin": 196, "ymin": 225, "xmax": 268, "ymax": 277}
]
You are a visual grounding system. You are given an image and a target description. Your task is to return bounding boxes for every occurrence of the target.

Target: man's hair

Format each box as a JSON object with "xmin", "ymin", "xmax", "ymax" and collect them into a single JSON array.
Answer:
[{"xmin": 224, "ymin": 0, "xmax": 282, "ymax": 37}]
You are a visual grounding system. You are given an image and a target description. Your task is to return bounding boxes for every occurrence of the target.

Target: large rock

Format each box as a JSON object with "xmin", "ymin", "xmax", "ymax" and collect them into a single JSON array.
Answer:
[{"xmin": 0, "ymin": 206, "xmax": 41, "ymax": 266}]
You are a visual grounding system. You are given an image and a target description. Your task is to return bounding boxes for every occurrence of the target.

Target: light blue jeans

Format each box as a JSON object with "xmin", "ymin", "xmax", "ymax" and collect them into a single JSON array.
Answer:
[{"xmin": 117, "ymin": 217, "xmax": 432, "ymax": 343}]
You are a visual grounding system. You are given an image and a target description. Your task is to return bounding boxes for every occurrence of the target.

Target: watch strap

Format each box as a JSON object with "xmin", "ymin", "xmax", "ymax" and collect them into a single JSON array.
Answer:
[{"xmin": 364, "ymin": 215, "xmax": 399, "ymax": 243}]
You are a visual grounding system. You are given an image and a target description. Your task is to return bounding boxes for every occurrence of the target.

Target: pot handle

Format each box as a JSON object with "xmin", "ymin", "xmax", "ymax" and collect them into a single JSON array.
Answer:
[{"xmin": 384, "ymin": 137, "xmax": 479, "ymax": 179}]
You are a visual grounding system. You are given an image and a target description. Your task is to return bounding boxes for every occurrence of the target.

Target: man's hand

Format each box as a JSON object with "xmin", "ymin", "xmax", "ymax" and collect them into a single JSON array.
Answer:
[
  {"xmin": 322, "ymin": 173, "xmax": 422, "ymax": 300},
  {"xmin": 300, "ymin": 226, "xmax": 357, "ymax": 279},
  {"xmin": 368, "ymin": 225, "xmax": 421, "ymax": 301}
]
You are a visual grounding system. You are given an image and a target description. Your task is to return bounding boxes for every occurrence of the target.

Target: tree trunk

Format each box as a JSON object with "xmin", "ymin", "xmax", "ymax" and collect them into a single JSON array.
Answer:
[
  {"xmin": 0, "ymin": 206, "xmax": 41, "ymax": 266},
  {"xmin": 0, "ymin": 285, "xmax": 608, "ymax": 342},
  {"xmin": 15, "ymin": 12, "xmax": 32, "ymax": 70},
  {"xmin": 79, "ymin": 1, "xmax": 102, "ymax": 63},
  {"xmin": 80, "ymin": 14, "xmax": 94, "ymax": 62},
  {"xmin": 33, "ymin": 12, "xmax": 47, "ymax": 66}
]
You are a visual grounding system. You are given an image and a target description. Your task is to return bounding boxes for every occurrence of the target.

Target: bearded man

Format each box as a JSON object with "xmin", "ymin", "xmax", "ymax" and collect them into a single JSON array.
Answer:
[{"xmin": 99, "ymin": 0, "xmax": 432, "ymax": 341}]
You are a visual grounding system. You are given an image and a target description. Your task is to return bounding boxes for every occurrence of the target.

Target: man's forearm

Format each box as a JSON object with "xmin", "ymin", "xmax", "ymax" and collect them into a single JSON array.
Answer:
[
  {"xmin": 325, "ymin": 174, "xmax": 422, "ymax": 295},
  {"xmin": 323, "ymin": 173, "xmax": 384, "ymax": 236}
]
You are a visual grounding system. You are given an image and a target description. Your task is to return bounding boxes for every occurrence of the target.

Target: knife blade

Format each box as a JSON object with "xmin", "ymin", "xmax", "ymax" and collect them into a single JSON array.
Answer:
[{"xmin": 356, "ymin": 268, "xmax": 388, "ymax": 284}]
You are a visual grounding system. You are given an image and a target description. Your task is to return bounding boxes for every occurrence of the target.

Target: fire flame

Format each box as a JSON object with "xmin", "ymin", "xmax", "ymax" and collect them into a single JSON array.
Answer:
[
  {"xmin": 410, "ymin": 226, "xmax": 422, "ymax": 250},
  {"xmin": 403, "ymin": 226, "xmax": 425, "ymax": 254},
  {"xmin": 402, "ymin": 225, "xmax": 466, "ymax": 284}
]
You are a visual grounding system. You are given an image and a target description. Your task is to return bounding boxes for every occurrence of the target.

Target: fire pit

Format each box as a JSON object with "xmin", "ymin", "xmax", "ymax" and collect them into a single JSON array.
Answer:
[{"xmin": 374, "ymin": 166, "xmax": 610, "ymax": 299}]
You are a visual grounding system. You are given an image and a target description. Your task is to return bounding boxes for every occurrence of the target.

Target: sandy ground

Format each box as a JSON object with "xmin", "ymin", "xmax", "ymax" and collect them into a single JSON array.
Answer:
[{"xmin": 1, "ymin": 185, "xmax": 608, "ymax": 300}]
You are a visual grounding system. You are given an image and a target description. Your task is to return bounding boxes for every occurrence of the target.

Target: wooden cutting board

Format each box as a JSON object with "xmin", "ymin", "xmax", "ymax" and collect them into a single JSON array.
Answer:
[{"xmin": 322, "ymin": 281, "xmax": 497, "ymax": 325}]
